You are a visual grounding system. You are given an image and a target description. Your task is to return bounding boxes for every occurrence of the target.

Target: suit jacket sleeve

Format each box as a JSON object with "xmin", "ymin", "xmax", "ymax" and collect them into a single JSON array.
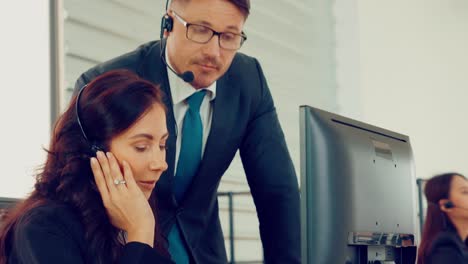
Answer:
[
  {"xmin": 73, "ymin": 73, "xmax": 89, "ymax": 96},
  {"xmin": 239, "ymin": 58, "xmax": 301, "ymax": 264},
  {"xmin": 10, "ymin": 207, "xmax": 173, "ymax": 264},
  {"xmin": 73, "ymin": 70, "xmax": 97, "ymax": 97}
]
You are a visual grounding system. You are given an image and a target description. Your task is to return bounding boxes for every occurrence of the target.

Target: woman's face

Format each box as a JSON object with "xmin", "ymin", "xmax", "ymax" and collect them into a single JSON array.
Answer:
[
  {"xmin": 446, "ymin": 175, "xmax": 468, "ymax": 220},
  {"xmin": 109, "ymin": 103, "xmax": 168, "ymax": 199}
]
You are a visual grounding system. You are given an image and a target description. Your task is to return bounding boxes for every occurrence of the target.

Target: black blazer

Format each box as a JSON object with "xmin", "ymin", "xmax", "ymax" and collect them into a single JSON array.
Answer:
[
  {"xmin": 73, "ymin": 40, "xmax": 300, "ymax": 263},
  {"xmin": 6, "ymin": 201, "xmax": 173, "ymax": 264},
  {"xmin": 426, "ymin": 229, "xmax": 468, "ymax": 264}
]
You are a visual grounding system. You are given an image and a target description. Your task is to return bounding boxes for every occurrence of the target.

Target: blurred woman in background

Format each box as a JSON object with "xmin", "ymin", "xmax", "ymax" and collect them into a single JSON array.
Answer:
[{"xmin": 417, "ymin": 172, "xmax": 468, "ymax": 263}]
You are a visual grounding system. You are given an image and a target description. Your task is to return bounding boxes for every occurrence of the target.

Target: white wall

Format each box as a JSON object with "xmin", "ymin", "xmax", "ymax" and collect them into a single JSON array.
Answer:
[
  {"xmin": 337, "ymin": 0, "xmax": 468, "ymax": 180},
  {"xmin": 0, "ymin": 1, "xmax": 51, "ymax": 198}
]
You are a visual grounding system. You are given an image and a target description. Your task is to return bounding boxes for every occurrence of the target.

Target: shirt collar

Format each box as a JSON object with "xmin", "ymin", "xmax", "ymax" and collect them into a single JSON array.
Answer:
[{"xmin": 165, "ymin": 48, "xmax": 216, "ymax": 105}]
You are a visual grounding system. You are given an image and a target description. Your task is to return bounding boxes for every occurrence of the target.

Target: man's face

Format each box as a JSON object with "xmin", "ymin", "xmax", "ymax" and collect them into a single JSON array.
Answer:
[{"xmin": 166, "ymin": 0, "xmax": 246, "ymax": 89}]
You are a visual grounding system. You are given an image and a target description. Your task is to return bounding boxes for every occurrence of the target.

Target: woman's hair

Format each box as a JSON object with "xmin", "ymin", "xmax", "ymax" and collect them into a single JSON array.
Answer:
[
  {"xmin": 417, "ymin": 172, "xmax": 466, "ymax": 264},
  {"xmin": 0, "ymin": 69, "xmax": 167, "ymax": 263}
]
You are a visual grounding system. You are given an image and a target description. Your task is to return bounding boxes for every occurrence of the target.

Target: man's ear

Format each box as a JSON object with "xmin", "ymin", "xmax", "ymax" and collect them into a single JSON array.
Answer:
[{"xmin": 161, "ymin": 13, "xmax": 174, "ymax": 38}]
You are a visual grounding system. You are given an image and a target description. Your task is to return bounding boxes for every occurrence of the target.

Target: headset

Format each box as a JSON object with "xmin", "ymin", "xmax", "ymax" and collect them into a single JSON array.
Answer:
[
  {"xmin": 159, "ymin": 0, "xmax": 194, "ymax": 83},
  {"xmin": 442, "ymin": 200, "xmax": 468, "ymax": 212},
  {"xmin": 160, "ymin": 0, "xmax": 173, "ymax": 40},
  {"xmin": 75, "ymin": 84, "xmax": 104, "ymax": 155},
  {"xmin": 428, "ymin": 200, "xmax": 468, "ymax": 211},
  {"xmin": 444, "ymin": 201, "xmax": 455, "ymax": 209}
]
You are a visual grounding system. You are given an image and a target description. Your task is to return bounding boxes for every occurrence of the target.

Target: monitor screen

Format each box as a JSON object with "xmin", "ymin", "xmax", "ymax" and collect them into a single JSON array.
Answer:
[{"xmin": 300, "ymin": 106, "xmax": 418, "ymax": 264}]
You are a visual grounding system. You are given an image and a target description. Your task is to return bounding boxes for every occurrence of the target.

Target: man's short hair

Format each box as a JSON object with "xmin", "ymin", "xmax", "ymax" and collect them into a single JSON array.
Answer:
[
  {"xmin": 172, "ymin": 0, "xmax": 250, "ymax": 18},
  {"xmin": 229, "ymin": 0, "xmax": 250, "ymax": 18}
]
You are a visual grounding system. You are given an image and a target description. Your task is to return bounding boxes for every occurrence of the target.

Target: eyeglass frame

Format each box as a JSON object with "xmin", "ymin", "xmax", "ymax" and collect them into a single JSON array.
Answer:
[{"xmin": 170, "ymin": 10, "xmax": 247, "ymax": 50}]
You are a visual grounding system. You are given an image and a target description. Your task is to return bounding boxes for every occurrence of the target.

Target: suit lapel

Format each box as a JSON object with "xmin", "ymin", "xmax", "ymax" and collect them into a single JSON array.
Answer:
[{"xmin": 202, "ymin": 75, "xmax": 232, "ymax": 167}]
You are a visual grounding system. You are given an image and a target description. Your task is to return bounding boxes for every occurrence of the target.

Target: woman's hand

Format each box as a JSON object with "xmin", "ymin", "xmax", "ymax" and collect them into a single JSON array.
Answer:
[{"xmin": 90, "ymin": 151, "xmax": 155, "ymax": 247}]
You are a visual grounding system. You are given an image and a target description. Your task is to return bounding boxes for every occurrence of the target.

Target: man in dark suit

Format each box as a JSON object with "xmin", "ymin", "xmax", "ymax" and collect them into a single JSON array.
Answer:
[{"xmin": 73, "ymin": 0, "xmax": 300, "ymax": 263}]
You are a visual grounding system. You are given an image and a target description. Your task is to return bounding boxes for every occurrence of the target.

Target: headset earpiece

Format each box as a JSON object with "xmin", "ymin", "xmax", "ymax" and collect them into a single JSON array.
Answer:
[
  {"xmin": 445, "ymin": 201, "xmax": 454, "ymax": 209},
  {"xmin": 160, "ymin": 14, "xmax": 173, "ymax": 39},
  {"xmin": 90, "ymin": 144, "xmax": 104, "ymax": 155}
]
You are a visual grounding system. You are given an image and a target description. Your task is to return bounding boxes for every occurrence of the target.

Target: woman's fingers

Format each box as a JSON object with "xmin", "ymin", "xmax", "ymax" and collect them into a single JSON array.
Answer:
[
  {"xmin": 106, "ymin": 152, "xmax": 127, "ymax": 191},
  {"xmin": 90, "ymin": 157, "xmax": 110, "ymax": 203},
  {"xmin": 91, "ymin": 153, "xmax": 155, "ymax": 236},
  {"xmin": 96, "ymin": 151, "xmax": 117, "ymax": 193}
]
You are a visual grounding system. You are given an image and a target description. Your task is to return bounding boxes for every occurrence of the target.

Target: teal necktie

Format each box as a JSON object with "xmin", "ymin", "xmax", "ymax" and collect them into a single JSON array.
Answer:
[
  {"xmin": 169, "ymin": 90, "xmax": 206, "ymax": 264},
  {"xmin": 173, "ymin": 89, "xmax": 206, "ymax": 201}
]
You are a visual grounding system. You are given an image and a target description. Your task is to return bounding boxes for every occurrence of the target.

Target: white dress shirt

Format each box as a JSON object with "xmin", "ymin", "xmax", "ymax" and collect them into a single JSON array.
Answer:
[{"xmin": 165, "ymin": 49, "xmax": 216, "ymax": 175}]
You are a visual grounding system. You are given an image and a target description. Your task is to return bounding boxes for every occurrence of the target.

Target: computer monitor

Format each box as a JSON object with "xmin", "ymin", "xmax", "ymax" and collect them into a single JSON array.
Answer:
[{"xmin": 300, "ymin": 106, "xmax": 418, "ymax": 264}]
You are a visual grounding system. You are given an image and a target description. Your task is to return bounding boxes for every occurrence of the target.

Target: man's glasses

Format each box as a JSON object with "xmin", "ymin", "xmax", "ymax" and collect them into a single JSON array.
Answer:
[{"xmin": 171, "ymin": 11, "xmax": 247, "ymax": 51}]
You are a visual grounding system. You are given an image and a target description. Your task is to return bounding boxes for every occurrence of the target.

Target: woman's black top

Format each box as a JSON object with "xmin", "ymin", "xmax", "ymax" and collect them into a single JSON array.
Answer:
[
  {"xmin": 426, "ymin": 228, "xmax": 468, "ymax": 264},
  {"xmin": 6, "ymin": 202, "xmax": 173, "ymax": 264}
]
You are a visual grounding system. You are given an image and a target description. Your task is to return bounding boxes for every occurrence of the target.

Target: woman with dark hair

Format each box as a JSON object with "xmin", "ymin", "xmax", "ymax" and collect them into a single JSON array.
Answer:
[
  {"xmin": 0, "ymin": 70, "xmax": 174, "ymax": 263},
  {"xmin": 417, "ymin": 172, "xmax": 468, "ymax": 263}
]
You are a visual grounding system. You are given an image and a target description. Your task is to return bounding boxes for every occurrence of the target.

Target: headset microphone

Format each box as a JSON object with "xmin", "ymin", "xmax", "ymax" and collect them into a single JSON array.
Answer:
[
  {"xmin": 444, "ymin": 200, "xmax": 468, "ymax": 211},
  {"xmin": 180, "ymin": 71, "xmax": 195, "ymax": 83},
  {"xmin": 161, "ymin": 53, "xmax": 195, "ymax": 83}
]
